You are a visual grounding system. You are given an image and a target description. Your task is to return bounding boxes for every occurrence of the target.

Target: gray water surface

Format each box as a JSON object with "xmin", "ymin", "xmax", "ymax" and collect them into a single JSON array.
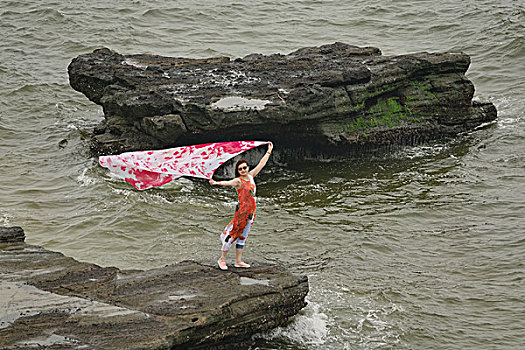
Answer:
[{"xmin": 1, "ymin": 1, "xmax": 524, "ymax": 349}]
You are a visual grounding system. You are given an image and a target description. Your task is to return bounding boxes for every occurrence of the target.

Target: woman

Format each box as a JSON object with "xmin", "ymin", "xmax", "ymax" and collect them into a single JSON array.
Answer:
[{"xmin": 209, "ymin": 142, "xmax": 273, "ymax": 270}]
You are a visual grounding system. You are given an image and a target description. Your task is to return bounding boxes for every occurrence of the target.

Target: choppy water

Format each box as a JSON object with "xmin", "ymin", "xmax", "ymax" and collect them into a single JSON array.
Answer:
[{"xmin": 1, "ymin": 1, "xmax": 524, "ymax": 349}]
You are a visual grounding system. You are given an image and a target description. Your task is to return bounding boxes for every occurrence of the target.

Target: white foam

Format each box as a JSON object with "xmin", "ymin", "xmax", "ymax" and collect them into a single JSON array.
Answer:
[
  {"xmin": 137, "ymin": 192, "xmax": 171, "ymax": 205},
  {"xmin": 397, "ymin": 144, "xmax": 449, "ymax": 160},
  {"xmin": 497, "ymin": 117, "xmax": 522, "ymax": 129},
  {"xmin": 258, "ymin": 302, "xmax": 329, "ymax": 346},
  {"xmin": 492, "ymin": 96, "xmax": 523, "ymax": 129},
  {"xmin": 111, "ymin": 188, "xmax": 132, "ymax": 196},
  {"xmin": 474, "ymin": 120, "xmax": 497, "ymax": 130},
  {"xmin": 1, "ymin": 213, "xmax": 12, "ymax": 226},
  {"xmin": 350, "ymin": 300, "xmax": 405, "ymax": 348},
  {"xmin": 123, "ymin": 58, "xmax": 148, "ymax": 69},
  {"xmin": 77, "ymin": 168, "xmax": 98, "ymax": 187}
]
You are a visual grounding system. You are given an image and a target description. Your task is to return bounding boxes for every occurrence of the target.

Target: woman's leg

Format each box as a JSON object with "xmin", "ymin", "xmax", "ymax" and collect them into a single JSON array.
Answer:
[
  {"xmin": 234, "ymin": 219, "xmax": 253, "ymax": 267},
  {"xmin": 218, "ymin": 224, "xmax": 233, "ymax": 270},
  {"xmin": 235, "ymin": 248, "xmax": 249, "ymax": 267}
]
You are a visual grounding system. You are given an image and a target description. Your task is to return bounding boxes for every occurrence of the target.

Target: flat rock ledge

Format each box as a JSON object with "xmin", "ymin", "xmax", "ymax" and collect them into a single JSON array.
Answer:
[
  {"xmin": 0, "ymin": 227, "xmax": 308, "ymax": 349},
  {"xmin": 68, "ymin": 42, "xmax": 496, "ymax": 159}
]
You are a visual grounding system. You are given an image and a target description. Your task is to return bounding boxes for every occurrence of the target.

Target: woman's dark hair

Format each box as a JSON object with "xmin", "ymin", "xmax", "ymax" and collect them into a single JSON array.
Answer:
[{"xmin": 234, "ymin": 159, "xmax": 249, "ymax": 177}]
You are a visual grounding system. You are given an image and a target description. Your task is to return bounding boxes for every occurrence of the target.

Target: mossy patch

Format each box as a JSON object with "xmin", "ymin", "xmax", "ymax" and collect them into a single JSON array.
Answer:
[
  {"xmin": 405, "ymin": 81, "xmax": 439, "ymax": 103},
  {"xmin": 336, "ymin": 101, "xmax": 365, "ymax": 114},
  {"xmin": 346, "ymin": 97, "xmax": 422, "ymax": 135}
]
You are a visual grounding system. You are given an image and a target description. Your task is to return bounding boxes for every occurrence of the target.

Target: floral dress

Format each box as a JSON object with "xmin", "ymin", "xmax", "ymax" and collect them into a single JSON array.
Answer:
[{"xmin": 220, "ymin": 175, "xmax": 256, "ymax": 250}]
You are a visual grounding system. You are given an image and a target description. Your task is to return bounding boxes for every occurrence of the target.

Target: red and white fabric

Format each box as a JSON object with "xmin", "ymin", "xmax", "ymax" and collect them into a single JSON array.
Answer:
[{"xmin": 99, "ymin": 141, "xmax": 268, "ymax": 190}]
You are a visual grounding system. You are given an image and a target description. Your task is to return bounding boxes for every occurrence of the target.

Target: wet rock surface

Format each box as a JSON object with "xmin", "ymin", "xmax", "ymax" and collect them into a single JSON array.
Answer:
[
  {"xmin": 0, "ymin": 227, "xmax": 25, "ymax": 243},
  {"xmin": 68, "ymin": 42, "xmax": 496, "ymax": 158},
  {"xmin": 0, "ymin": 227, "xmax": 308, "ymax": 349}
]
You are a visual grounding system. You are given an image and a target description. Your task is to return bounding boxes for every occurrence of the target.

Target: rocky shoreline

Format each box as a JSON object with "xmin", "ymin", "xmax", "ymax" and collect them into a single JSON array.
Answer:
[
  {"xmin": 0, "ymin": 227, "xmax": 308, "ymax": 349},
  {"xmin": 68, "ymin": 42, "xmax": 496, "ymax": 160}
]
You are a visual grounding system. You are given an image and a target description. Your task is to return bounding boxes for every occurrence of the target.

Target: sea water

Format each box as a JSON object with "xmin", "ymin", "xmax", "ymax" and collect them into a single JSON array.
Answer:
[{"xmin": 1, "ymin": 1, "xmax": 524, "ymax": 348}]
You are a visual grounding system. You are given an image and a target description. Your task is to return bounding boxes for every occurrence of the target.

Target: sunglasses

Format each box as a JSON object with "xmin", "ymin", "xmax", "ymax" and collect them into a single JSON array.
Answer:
[{"xmin": 238, "ymin": 166, "xmax": 248, "ymax": 171}]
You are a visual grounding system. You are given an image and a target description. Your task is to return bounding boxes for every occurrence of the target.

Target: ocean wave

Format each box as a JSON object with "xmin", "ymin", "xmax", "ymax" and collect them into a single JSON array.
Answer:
[
  {"xmin": 0, "ymin": 7, "xmax": 65, "ymax": 20},
  {"xmin": 76, "ymin": 168, "xmax": 99, "ymax": 187},
  {"xmin": 492, "ymin": 96, "xmax": 525, "ymax": 123},
  {"xmin": 1, "ymin": 212, "xmax": 13, "ymax": 226},
  {"xmin": 6, "ymin": 82, "xmax": 66, "ymax": 96},
  {"xmin": 255, "ymin": 301, "xmax": 329, "ymax": 346},
  {"xmin": 500, "ymin": 36, "xmax": 525, "ymax": 59},
  {"xmin": 142, "ymin": 8, "xmax": 191, "ymax": 21}
]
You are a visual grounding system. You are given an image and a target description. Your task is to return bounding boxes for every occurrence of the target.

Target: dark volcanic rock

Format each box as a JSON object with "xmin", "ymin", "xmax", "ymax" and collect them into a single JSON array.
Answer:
[
  {"xmin": 68, "ymin": 43, "xmax": 496, "ymax": 157},
  {"xmin": 0, "ymin": 228, "xmax": 308, "ymax": 349},
  {"xmin": 0, "ymin": 226, "xmax": 25, "ymax": 243}
]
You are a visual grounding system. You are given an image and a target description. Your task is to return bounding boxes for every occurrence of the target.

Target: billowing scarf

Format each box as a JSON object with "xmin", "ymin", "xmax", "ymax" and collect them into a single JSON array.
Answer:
[{"xmin": 99, "ymin": 141, "xmax": 268, "ymax": 190}]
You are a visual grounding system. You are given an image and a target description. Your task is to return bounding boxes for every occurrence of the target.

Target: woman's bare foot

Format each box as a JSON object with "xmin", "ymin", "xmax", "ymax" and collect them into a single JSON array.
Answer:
[
  {"xmin": 218, "ymin": 258, "xmax": 228, "ymax": 270},
  {"xmin": 234, "ymin": 262, "xmax": 250, "ymax": 268}
]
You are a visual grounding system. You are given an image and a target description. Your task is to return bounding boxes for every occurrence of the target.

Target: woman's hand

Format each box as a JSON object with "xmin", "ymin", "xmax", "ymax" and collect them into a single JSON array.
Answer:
[
  {"xmin": 267, "ymin": 141, "xmax": 273, "ymax": 154},
  {"xmin": 209, "ymin": 179, "xmax": 217, "ymax": 185}
]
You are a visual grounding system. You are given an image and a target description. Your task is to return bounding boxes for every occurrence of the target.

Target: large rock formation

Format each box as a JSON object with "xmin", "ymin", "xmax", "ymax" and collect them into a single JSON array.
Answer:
[
  {"xmin": 68, "ymin": 42, "xmax": 496, "ymax": 158},
  {"xmin": 0, "ymin": 227, "xmax": 308, "ymax": 349}
]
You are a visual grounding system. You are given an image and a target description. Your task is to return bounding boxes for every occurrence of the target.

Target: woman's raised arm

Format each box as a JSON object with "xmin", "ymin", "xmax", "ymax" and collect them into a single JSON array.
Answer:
[{"xmin": 250, "ymin": 142, "xmax": 273, "ymax": 178}]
